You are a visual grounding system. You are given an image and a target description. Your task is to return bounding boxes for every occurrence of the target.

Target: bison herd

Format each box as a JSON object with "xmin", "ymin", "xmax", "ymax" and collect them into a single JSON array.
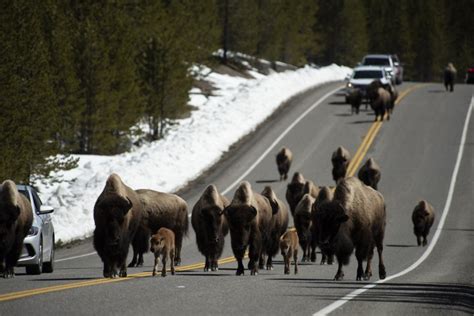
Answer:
[{"xmin": 0, "ymin": 144, "xmax": 436, "ymax": 280}]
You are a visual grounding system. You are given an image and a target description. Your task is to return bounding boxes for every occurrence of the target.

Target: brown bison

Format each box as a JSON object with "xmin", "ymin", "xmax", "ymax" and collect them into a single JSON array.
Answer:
[
  {"xmin": 385, "ymin": 84, "xmax": 398, "ymax": 116},
  {"xmin": 0, "ymin": 180, "xmax": 33, "ymax": 278},
  {"xmin": 443, "ymin": 63, "xmax": 457, "ymax": 92},
  {"xmin": 93, "ymin": 174, "xmax": 142, "ymax": 278},
  {"xmin": 347, "ymin": 88, "xmax": 363, "ymax": 115},
  {"xmin": 310, "ymin": 186, "xmax": 335, "ymax": 264},
  {"xmin": 314, "ymin": 177, "xmax": 386, "ymax": 281},
  {"xmin": 280, "ymin": 229, "xmax": 299, "ymax": 275},
  {"xmin": 261, "ymin": 186, "xmax": 289, "ymax": 270},
  {"xmin": 412, "ymin": 200, "xmax": 435, "ymax": 246},
  {"xmin": 367, "ymin": 80, "xmax": 391, "ymax": 121},
  {"xmin": 294, "ymin": 194, "xmax": 315, "ymax": 262},
  {"xmin": 128, "ymin": 189, "xmax": 188, "ymax": 267},
  {"xmin": 224, "ymin": 181, "xmax": 273, "ymax": 275},
  {"xmin": 150, "ymin": 227, "xmax": 175, "ymax": 277},
  {"xmin": 357, "ymin": 158, "xmax": 381, "ymax": 190},
  {"xmin": 331, "ymin": 146, "xmax": 351, "ymax": 184},
  {"xmin": 286, "ymin": 172, "xmax": 319, "ymax": 217},
  {"xmin": 191, "ymin": 184, "xmax": 229, "ymax": 271},
  {"xmin": 276, "ymin": 147, "xmax": 293, "ymax": 181}
]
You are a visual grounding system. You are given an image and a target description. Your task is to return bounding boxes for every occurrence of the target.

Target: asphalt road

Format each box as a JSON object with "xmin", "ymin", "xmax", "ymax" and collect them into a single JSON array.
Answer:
[{"xmin": 1, "ymin": 82, "xmax": 473, "ymax": 315}]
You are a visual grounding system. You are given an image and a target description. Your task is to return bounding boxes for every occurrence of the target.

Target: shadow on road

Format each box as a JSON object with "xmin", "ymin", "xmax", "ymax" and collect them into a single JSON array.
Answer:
[
  {"xmin": 385, "ymin": 244, "xmax": 418, "ymax": 248},
  {"xmin": 350, "ymin": 120, "xmax": 375, "ymax": 124},
  {"xmin": 33, "ymin": 277, "xmax": 98, "ymax": 281},
  {"xmin": 328, "ymin": 101, "xmax": 347, "ymax": 105},
  {"xmin": 427, "ymin": 89, "xmax": 446, "ymax": 93},
  {"xmin": 255, "ymin": 179, "xmax": 280, "ymax": 184},
  {"xmin": 334, "ymin": 113, "xmax": 352, "ymax": 117}
]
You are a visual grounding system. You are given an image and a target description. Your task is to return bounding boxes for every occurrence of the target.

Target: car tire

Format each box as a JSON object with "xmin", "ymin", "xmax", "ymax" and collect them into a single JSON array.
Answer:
[
  {"xmin": 26, "ymin": 237, "xmax": 43, "ymax": 275},
  {"xmin": 43, "ymin": 236, "xmax": 54, "ymax": 273}
]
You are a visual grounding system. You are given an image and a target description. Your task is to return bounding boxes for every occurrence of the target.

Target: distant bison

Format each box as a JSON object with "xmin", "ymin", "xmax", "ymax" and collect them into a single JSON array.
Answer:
[
  {"xmin": 294, "ymin": 194, "xmax": 315, "ymax": 262},
  {"xmin": 357, "ymin": 158, "xmax": 381, "ymax": 190},
  {"xmin": 224, "ymin": 181, "xmax": 273, "ymax": 275},
  {"xmin": 443, "ymin": 63, "xmax": 457, "ymax": 92},
  {"xmin": 261, "ymin": 186, "xmax": 289, "ymax": 270},
  {"xmin": 385, "ymin": 84, "xmax": 398, "ymax": 116},
  {"xmin": 310, "ymin": 186, "xmax": 335, "ymax": 264},
  {"xmin": 93, "ymin": 174, "xmax": 142, "ymax": 278},
  {"xmin": 150, "ymin": 227, "xmax": 175, "ymax": 277},
  {"xmin": 0, "ymin": 180, "xmax": 33, "ymax": 278},
  {"xmin": 192, "ymin": 184, "xmax": 229, "ymax": 271},
  {"xmin": 276, "ymin": 147, "xmax": 293, "ymax": 181},
  {"xmin": 280, "ymin": 229, "xmax": 299, "ymax": 275},
  {"xmin": 367, "ymin": 80, "xmax": 391, "ymax": 121},
  {"xmin": 331, "ymin": 146, "xmax": 351, "ymax": 184},
  {"xmin": 128, "ymin": 189, "xmax": 188, "ymax": 267},
  {"xmin": 314, "ymin": 177, "xmax": 386, "ymax": 281},
  {"xmin": 347, "ymin": 88, "xmax": 363, "ymax": 115},
  {"xmin": 412, "ymin": 200, "xmax": 435, "ymax": 246}
]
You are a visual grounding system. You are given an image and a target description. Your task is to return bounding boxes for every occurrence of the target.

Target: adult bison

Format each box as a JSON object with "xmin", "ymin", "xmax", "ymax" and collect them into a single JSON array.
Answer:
[
  {"xmin": 93, "ymin": 174, "xmax": 142, "ymax": 278},
  {"xmin": 276, "ymin": 147, "xmax": 293, "ymax": 181},
  {"xmin": 357, "ymin": 157, "xmax": 381, "ymax": 190},
  {"xmin": 261, "ymin": 186, "xmax": 289, "ymax": 270},
  {"xmin": 286, "ymin": 172, "xmax": 318, "ymax": 216},
  {"xmin": 443, "ymin": 63, "xmax": 457, "ymax": 92},
  {"xmin": 331, "ymin": 146, "xmax": 351, "ymax": 184},
  {"xmin": 314, "ymin": 177, "xmax": 386, "ymax": 281},
  {"xmin": 128, "ymin": 189, "xmax": 188, "ymax": 267},
  {"xmin": 224, "ymin": 181, "xmax": 273, "ymax": 276},
  {"xmin": 294, "ymin": 194, "xmax": 315, "ymax": 262},
  {"xmin": 347, "ymin": 88, "xmax": 362, "ymax": 115},
  {"xmin": 192, "ymin": 184, "xmax": 229, "ymax": 271},
  {"xmin": 0, "ymin": 180, "xmax": 33, "ymax": 278},
  {"xmin": 310, "ymin": 186, "xmax": 335, "ymax": 264},
  {"xmin": 412, "ymin": 200, "xmax": 435, "ymax": 246},
  {"xmin": 367, "ymin": 80, "xmax": 391, "ymax": 121}
]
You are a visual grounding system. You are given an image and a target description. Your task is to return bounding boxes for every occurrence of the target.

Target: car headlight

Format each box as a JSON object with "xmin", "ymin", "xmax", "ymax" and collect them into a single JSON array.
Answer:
[
  {"xmin": 347, "ymin": 82, "xmax": 353, "ymax": 88},
  {"xmin": 28, "ymin": 226, "xmax": 39, "ymax": 236}
]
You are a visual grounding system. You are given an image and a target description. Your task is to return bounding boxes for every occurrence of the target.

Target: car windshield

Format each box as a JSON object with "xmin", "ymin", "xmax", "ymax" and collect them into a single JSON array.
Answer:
[
  {"xmin": 17, "ymin": 189, "xmax": 30, "ymax": 201},
  {"xmin": 353, "ymin": 70, "xmax": 383, "ymax": 79},
  {"xmin": 363, "ymin": 58, "xmax": 390, "ymax": 66}
]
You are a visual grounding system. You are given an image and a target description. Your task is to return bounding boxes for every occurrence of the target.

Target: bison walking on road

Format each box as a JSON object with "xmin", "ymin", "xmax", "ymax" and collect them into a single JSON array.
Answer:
[
  {"xmin": 310, "ymin": 186, "xmax": 335, "ymax": 264},
  {"xmin": 294, "ymin": 194, "xmax": 315, "ymax": 262},
  {"xmin": 412, "ymin": 200, "xmax": 435, "ymax": 246},
  {"xmin": 357, "ymin": 157, "xmax": 381, "ymax": 190},
  {"xmin": 276, "ymin": 147, "xmax": 293, "ymax": 181},
  {"xmin": 192, "ymin": 184, "xmax": 229, "ymax": 271},
  {"xmin": 280, "ymin": 229, "xmax": 299, "ymax": 275},
  {"xmin": 331, "ymin": 146, "xmax": 351, "ymax": 184},
  {"xmin": 0, "ymin": 180, "xmax": 33, "ymax": 278},
  {"xmin": 150, "ymin": 227, "xmax": 175, "ymax": 277},
  {"xmin": 314, "ymin": 177, "xmax": 387, "ymax": 281}
]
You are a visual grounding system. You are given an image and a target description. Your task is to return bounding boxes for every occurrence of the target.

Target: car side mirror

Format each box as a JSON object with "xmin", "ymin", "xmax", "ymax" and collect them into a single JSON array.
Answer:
[
  {"xmin": 40, "ymin": 205, "xmax": 54, "ymax": 214},
  {"xmin": 394, "ymin": 62, "xmax": 399, "ymax": 66}
]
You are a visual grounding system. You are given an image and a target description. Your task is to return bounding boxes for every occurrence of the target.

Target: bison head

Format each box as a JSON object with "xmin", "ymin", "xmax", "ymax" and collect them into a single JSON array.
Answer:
[
  {"xmin": 150, "ymin": 234, "xmax": 166, "ymax": 254},
  {"xmin": 201, "ymin": 206, "xmax": 225, "ymax": 245},
  {"xmin": 413, "ymin": 209, "xmax": 430, "ymax": 234},
  {"xmin": 224, "ymin": 204, "xmax": 257, "ymax": 255},
  {"xmin": 314, "ymin": 201, "xmax": 348, "ymax": 249}
]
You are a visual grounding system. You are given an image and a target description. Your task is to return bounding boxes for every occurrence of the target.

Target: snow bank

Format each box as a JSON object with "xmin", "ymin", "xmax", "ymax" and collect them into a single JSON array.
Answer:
[{"xmin": 38, "ymin": 64, "xmax": 351, "ymax": 244}]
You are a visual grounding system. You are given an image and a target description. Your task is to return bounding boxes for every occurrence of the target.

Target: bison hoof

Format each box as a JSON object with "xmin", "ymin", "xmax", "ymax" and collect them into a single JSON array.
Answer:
[
  {"xmin": 152, "ymin": 271, "xmax": 157, "ymax": 277},
  {"xmin": 161, "ymin": 273, "xmax": 166, "ymax": 277},
  {"xmin": 422, "ymin": 240, "xmax": 428, "ymax": 246},
  {"xmin": 127, "ymin": 262, "xmax": 136, "ymax": 268},
  {"xmin": 2, "ymin": 271, "xmax": 13, "ymax": 279},
  {"xmin": 236, "ymin": 269, "xmax": 244, "ymax": 276},
  {"xmin": 364, "ymin": 272, "xmax": 372, "ymax": 281},
  {"xmin": 266, "ymin": 265, "xmax": 273, "ymax": 271},
  {"xmin": 250, "ymin": 270, "xmax": 258, "ymax": 276},
  {"xmin": 334, "ymin": 272, "xmax": 344, "ymax": 281},
  {"xmin": 203, "ymin": 267, "xmax": 209, "ymax": 272},
  {"xmin": 284, "ymin": 270, "xmax": 290, "ymax": 275},
  {"xmin": 379, "ymin": 267, "xmax": 386, "ymax": 280},
  {"xmin": 119, "ymin": 270, "xmax": 127, "ymax": 278}
]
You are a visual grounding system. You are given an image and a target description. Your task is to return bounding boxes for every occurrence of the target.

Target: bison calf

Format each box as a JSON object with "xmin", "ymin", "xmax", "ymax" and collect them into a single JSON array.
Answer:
[
  {"xmin": 347, "ymin": 88, "xmax": 362, "ymax": 115},
  {"xmin": 280, "ymin": 229, "xmax": 299, "ymax": 275},
  {"xmin": 150, "ymin": 228, "xmax": 176, "ymax": 277},
  {"xmin": 357, "ymin": 157, "xmax": 381, "ymax": 190},
  {"xmin": 0, "ymin": 180, "xmax": 33, "ymax": 278},
  {"xmin": 276, "ymin": 147, "xmax": 293, "ymax": 181},
  {"xmin": 331, "ymin": 146, "xmax": 351, "ymax": 184},
  {"xmin": 412, "ymin": 200, "xmax": 435, "ymax": 246}
]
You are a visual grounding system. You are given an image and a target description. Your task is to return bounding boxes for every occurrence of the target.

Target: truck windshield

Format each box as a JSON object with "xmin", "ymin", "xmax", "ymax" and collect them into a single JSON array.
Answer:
[
  {"xmin": 353, "ymin": 70, "xmax": 383, "ymax": 79},
  {"xmin": 363, "ymin": 58, "xmax": 390, "ymax": 66}
]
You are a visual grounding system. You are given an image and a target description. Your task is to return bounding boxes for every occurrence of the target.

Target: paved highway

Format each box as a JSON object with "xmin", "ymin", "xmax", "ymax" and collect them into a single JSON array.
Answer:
[{"xmin": 1, "ymin": 82, "xmax": 473, "ymax": 315}]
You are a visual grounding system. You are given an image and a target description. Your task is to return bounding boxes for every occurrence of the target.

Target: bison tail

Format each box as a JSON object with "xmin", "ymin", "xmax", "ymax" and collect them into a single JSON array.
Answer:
[{"xmin": 183, "ymin": 208, "xmax": 190, "ymax": 237}]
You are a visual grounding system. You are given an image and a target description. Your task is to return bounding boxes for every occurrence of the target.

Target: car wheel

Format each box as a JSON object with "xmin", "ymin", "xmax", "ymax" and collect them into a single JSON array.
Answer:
[
  {"xmin": 26, "ymin": 237, "xmax": 43, "ymax": 275},
  {"xmin": 43, "ymin": 236, "xmax": 54, "ymax": 273}
]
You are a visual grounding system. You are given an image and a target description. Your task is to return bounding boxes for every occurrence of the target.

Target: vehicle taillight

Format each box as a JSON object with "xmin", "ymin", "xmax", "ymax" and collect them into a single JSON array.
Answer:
[{"xmin": 468, "ymin": 68, "xmax": 474, "ymax": 73}]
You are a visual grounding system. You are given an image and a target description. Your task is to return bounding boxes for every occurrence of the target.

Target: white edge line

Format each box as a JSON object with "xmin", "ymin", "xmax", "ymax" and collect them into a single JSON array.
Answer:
[
  {"xmin": 56, "ymin": 86, "xmax": 343, "ymax": 262},
  {"xmin": 221, "ymin": 86, "xmax": 343, "ymax": 195},
  {"xmin": 313, "ymin": 96, "xmax": 474, "ymax": 316}
]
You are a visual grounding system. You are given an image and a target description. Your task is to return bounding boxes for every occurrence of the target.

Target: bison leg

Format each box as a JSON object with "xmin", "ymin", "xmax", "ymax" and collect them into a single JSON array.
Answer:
[
  {"xmin": 422, "ymin": 234, "xmax": 428, "ymax": 247},
  {"xmin": 356, "ymin": 259, "xmax": 364, "ymax": 281},
  {"xmin": 284, "ymin": 255, "xmax": 290, "ymax": 274},
  {"xmin": 204, "ymin": 256, "xmax": 210, "ymax": 272},
  {"xmin": 127, "ymin": 250, "xmax": 138, "ymax": 267},
  {"xmin": 266, "ymin": 255, "xmax": 273, "ymax": 270},
  {"xmin": 416, "ymin": 234, "xmax": 422, "ymax": 246},
  {"xmin": 170, "ymin": 250, "xmax": 175, "ymax": 275},
  {"xmin": 376, "ymin": 243, "xmax": 386, "ymax": 280},
  {"xmin": 293, "ymin": 250, "xmax": 298, "ymax": 275},
  {"xmin": 152, "ymin": 254, "xmax": 160, "ymax": 277},
  {"xmin": 258, "ymin": 253, "xmax": 265, "ymax": 270},
  {"xmin": 174, "ymin": 232, "xmax": 183, "ymax": 266},
  {"xmin": 310, "ymin": 245, "xmax": 316, "ymax": 263},
  {"xmin": 161, "ymin": 253, "xmax": 167, "ymax": 277},
  {"xmin": 334, "ymin": 262, "xmax": 345, "ymax": 281},
  {"xmin": 236, "ymin": 258, "xmax": 245, "ymax": 276},
  {"xmin": 364, "ymin": 247, "xmax": 374, "ymax": 281}
]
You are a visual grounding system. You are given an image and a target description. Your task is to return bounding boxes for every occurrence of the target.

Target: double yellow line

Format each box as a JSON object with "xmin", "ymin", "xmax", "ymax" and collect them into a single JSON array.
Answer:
[
  {"xmin": 0, "ymin": 84, "xmax": 425, "ymax": 303},
  {"xmin": 347, "ymin": 84, "xmax": 425, "ymax": 176}
]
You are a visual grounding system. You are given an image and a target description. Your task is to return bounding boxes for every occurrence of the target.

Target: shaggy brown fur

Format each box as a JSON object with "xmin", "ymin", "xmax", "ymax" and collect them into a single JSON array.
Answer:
[
  {"xmin": 128, "ymin": 189, "xmax": 188, "ymax": 267},
  {"xmin": 150, "ymin": 227, "xmax": 175, "ymax": 277},
  {"xmin": 314, "ymin": 177, "xmax": 386, "ymax": 281},
  {"xmin": 357, "ymin": 158, "xmax": 381, "ymax": 190},
  {"xmin": 286, "ymin": 172, "xmax": 306, "ymax": 216},
  {"xmin": 311, "ymin": 186, "xmax": 335, "ymax": 264},
  {"xmin": 294, "ymin": 194, "xmax": 315, "ymax": 262},
  {"xmin": 412, "ymin": 200, "xmax": 435, "ymax": 246},
  {"xmin": 192, "ymin": 184, "xmax": 229, "ymax": 271},
  {"xmin": 385, "ymin": 84, "xmax": 398, "ymax": 115},
  {"xmin": 224, "ymin": 181, "xmax": 273, "ymax": 276},
  {"xmin": 443, "ymin": 63, "xmax": 457, "ymax": 92},
  {"xmin": 347, "ymin": 88, "xmax": 363, "ymax": 115},
  {"xmin": 367, "ymin": 80, "xmax": 391, "ymax": 121},
  {"xmin": 260, "ymin": 186, "xmax": 289, "ymax": 270},
  {"xmin": 331, "ymin": 146, "xmax": 351, "ymax": 184},
  {"xmin": 276, "ymin": 147, "xmax": 293, "ymax": 181},
  {"xmin": 93, "ymin": 173, "xmax": 142, "ymax": 278},
  {"xmin": 0, "ymin": 180, "xmax": 33, "ymax": 278},
  {"xmin": 280, "ymin": 229, "xmax": 299, "ymax": 274}
]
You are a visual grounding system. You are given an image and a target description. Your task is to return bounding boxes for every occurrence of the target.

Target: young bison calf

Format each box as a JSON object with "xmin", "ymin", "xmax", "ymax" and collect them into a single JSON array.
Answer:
[
  {"xmin": 412, "ymin": 200, "xmax": 435, "ymax": 246},
  {"xmin": 280, "ymin": 229, "xmax": 299, "ymax": 275},
  {"xmin": 150, "ymin": 228, "xmax": 175, "ymax": 277}
]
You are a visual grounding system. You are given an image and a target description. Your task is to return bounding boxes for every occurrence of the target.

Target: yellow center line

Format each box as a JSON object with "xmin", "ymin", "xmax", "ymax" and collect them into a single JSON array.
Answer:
[{"xmin": 0, "ymin": 84, "xmax": 426, "ymax": 303}]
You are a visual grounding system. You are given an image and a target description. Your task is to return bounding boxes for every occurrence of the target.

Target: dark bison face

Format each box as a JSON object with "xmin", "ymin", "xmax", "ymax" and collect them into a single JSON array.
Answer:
[
  {"xmin": 150, "ymin": 235, "xmax": 165, "ymax": 253},
  {"xmin": 287, "ymin": 183, "xmax": 305, "ymax": 204},
  {"xmin": 413, "ymin": 210, "xmax": 429, "ymax": 234},
  {"xmin": 315, "ymin": 202, "xmax": 348, "ymax": 249},
  {"xmin": 224, "ymin": 205, "xmax": 257, "ymax": 253},
  {"xmin": 201, "ymin": 206, "xmax": 225, "ymax": 245},
  {"xmin": 0, "ymin": 205, "xmax": 20, "ymax": 251},
  {"xmin": 97, "ymin": 196, "xmax": 133, "ymax": 252}
]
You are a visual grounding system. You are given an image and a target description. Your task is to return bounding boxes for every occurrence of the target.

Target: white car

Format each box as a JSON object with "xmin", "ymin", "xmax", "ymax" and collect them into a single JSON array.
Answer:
[
  {"xmin": 360, "ymin": 54, "xmax": 402, "ymax": 84},
  {"xmin": 345, "ymin": 66, "xmax": 391, "ymax": 102},
  {"xmin": 16, "ymin": 185, "xmax": 55, "ymax": 274}
]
